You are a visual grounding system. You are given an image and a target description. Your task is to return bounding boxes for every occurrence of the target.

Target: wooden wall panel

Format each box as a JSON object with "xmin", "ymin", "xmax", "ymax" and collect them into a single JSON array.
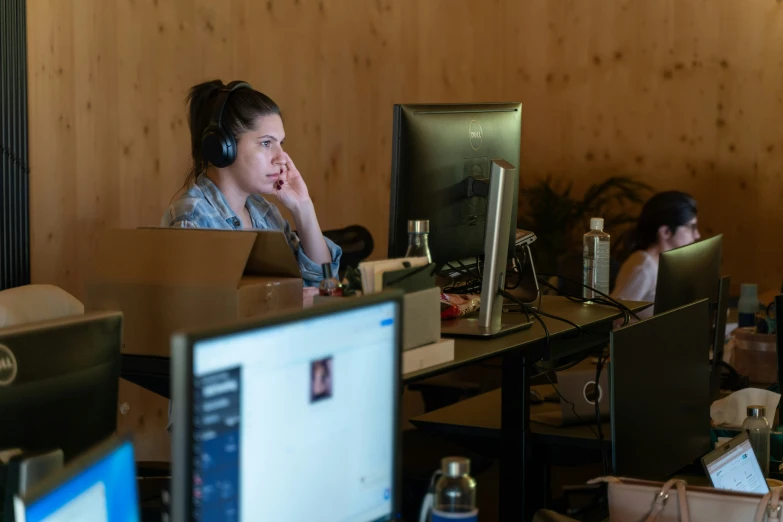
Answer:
[{"xmin": 26, "ymin": 0, "xmax": 783, "ymax": 459}]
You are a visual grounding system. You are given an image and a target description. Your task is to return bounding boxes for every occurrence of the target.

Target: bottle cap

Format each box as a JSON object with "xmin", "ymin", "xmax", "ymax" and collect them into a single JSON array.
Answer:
[
  {"xmin": 747, "ymin": 405, "xmax": 766, "ymax": 418},
  {"xmin": 408, "ymin": 219, "xmax": 429, "ymax": 234},
  {"xmin": 441, "ymin": 456, "xmax": 470, "ymax": 478},
  {"xmin": 740, "ymin": 284, "xmax": 759, "ymax": 300},
  {"xmin": 321, "ymin": 263, "xmax": 334, "ymax": 280},
  {"xmin": 589, "ymin": 217, "xmax": 604, "ymax": 231}
]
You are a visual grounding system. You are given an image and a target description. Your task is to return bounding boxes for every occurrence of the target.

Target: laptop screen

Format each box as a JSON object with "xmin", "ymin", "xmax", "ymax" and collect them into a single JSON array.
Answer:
[
  {"xmin": 15, "ymin": 439, "xmax": 139, "ymax": 522},
  {"xmin": 705, "ymin": 436, "xmax": 768, "ymax": 494},
  {"xmin": 190, "ymin": 300, "xmax": 398, "ymax": 522}
]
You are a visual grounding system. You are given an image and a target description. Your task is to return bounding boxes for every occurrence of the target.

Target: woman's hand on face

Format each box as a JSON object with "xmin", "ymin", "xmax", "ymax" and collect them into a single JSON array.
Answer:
[{"xmin": 272, "ymin": 153, "xmax": 313, "ymax": 213}]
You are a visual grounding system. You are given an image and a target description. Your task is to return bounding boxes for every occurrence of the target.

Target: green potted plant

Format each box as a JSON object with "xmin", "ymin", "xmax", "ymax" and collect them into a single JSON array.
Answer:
[{"xmin": 517, "ymin": 175, "xmax": 652, "ymax": 290}]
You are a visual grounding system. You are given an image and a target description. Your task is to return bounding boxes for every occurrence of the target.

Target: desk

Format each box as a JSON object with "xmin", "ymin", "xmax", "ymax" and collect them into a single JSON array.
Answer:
[
  {"xmin": 413, "ymin": 296, "xmax": 647, "ymax": 522},
  {"xmin": 120, "ymin": 295, "xmax": 648, "ymax": 522}
]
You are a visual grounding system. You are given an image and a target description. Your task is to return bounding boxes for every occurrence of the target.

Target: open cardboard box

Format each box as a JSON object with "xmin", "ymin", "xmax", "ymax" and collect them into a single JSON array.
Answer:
[{"xmin": 84, "ymin": 228, "xmax": 303, "ymax": 357}]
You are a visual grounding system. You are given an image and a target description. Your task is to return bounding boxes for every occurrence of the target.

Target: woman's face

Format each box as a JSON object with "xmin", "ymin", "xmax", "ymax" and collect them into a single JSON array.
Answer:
[
  {"xmin": 660, "ymin": 217, "xmax": 701, "ymax": 252},
  {"xmin": 313, "ymin": 364, "xmax": 326, "ymax": 394},
  {"xmin": 226, "ymin": 113, "xmax": 286, "ymax": 195}
]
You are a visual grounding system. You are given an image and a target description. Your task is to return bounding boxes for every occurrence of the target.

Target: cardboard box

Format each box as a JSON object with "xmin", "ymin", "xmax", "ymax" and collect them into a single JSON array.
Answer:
[
  {"xmin": 84, "ymin": 228, "xmax": 303, "ymax": 357},
  {"xmin": 403, "ymin": 286, "xmax": 441, "ymax": 351}
]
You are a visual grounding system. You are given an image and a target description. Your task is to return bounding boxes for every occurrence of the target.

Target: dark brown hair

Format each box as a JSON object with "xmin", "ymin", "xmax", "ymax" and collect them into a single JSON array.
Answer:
[
  {"xmin": 631, "ymin": 191, "xmax": 698, "ymax": 250},
  {"xmin": 183, "ymin": 79, "xmax": 281, "ymax": 188}
]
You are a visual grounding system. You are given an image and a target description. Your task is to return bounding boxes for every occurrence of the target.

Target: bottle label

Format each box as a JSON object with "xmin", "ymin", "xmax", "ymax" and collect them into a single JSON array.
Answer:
[{"xmin": 432, "ymin": 509, "xmax": 479, "ymax": 521}]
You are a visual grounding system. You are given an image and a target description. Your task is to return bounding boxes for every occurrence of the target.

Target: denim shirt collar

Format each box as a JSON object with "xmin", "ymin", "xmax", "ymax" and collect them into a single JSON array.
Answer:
[{"xmin": 195, "ymin": 174, "xmax": 270, "ymax": 228}]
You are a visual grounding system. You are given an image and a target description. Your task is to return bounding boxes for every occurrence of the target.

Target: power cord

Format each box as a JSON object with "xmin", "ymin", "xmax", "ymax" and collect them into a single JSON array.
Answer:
[
  {"xmin": 536, "ymin": 277, "xmax": 631, "ymax": 326},
  {"xmin": 502, "ymin": 281, "xmax": 618, "ymax": 479},
  {"xmin": 535, "ymin": 272, "xmax": 639, "ymax": 324}
]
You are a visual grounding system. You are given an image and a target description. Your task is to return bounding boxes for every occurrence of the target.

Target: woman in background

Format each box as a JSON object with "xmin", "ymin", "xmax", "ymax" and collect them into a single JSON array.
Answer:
[
  {"xmin": 611, "ymin": 191, "xmax": 701, "ymax": 316},
  {"xmin": 162, "ymin": 79, "xmax": 340, "ymax": 286}
]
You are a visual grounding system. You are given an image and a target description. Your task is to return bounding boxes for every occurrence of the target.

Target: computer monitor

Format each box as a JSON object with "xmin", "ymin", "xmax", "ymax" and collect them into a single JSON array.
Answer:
[
  {"xmin": 388, "ymin": 103, "xmax": 522, "ymax": 265},
  {"xmin": 171, "ymin": 292, "xmax": 403, "ymax": 522},
  {"xmin": 14, "ymin": 436, "xmax": 139, "ymax": 522},
  {"xmin": 711, "ymin": 275, "xmax": 731, "ymax": 401},
  {"xmin": 610, "ymin": 299, "xmax": 712, "ymax": 480},
  {"xmin": 0, "ymin": 311, "xmax": 123, "ymax": 461},
  {"xmin": 655, "ymin": 235, "xmax": 723, "ymax": 315}
]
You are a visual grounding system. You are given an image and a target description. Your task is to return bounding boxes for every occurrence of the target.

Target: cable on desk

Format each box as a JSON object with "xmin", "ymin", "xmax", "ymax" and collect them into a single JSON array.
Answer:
[
  {"xmin": 537, "ymin": 278, "xmax": 627, "ymax": 325},
  {"xmin": 442, "ymin": 262, "xmax": 481, "ymax": 294},
  {"xmin": 535, "ymin": 272, "xmax": 638, "ymax": 324},
  {"xmin": 441, "ymin": 248, "xmax": 535, "ymax": 295},
  {"xmin": 503, "ymin": 287, "xmax": 611, "ymax": 482}
]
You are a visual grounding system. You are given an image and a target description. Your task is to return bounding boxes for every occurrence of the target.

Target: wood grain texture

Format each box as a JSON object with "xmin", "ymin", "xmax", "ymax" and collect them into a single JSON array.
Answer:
[
  {"xmin": 26, "ymin": 0, "xmax": 783, "ymax": 458},
  {"xmin": 27, "ymin": 0, "xmax": 783, "ymax": 295}
]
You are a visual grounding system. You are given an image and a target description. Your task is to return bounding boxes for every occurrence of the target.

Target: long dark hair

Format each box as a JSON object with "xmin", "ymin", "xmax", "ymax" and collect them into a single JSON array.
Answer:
[
  {"xmin": 183, "ymin": 79, "xmax": 281, "ymax": 188},
  {"xmin": 630, "ymin": 191, "xmax": 698, "ymax": 250}
]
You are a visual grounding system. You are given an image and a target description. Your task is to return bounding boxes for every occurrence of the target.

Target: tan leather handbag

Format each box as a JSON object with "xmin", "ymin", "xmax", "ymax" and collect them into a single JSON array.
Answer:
[{"xmin": 587, "ymin": 477, "xmax": 783, "ymax": 521}]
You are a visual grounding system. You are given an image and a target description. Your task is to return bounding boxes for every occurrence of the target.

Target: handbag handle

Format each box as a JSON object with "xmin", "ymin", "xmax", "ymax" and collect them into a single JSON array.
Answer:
[
  {"xmin": 646, "ymin": 479, "xmax": 690, "ymax": 522},
  {"xmin": 754, "ymin": 487, "xmax": 782, "ymax": 522}
]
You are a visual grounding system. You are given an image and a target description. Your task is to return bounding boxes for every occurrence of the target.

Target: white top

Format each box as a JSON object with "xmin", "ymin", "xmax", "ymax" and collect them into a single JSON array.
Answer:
[{"xmin": 611, "ymin": 250, "xmax": 658, "ymax": 319}]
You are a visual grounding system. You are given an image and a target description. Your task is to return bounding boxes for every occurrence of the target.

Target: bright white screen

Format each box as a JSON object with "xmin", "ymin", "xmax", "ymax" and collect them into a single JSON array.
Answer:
[
  {"xmin": 193, "ymin": 302, "xmax": 398, "ymax": 522},
  {"xmin": 40, "ymin": 482, "xmax": 108, "ymax": 522},
  {"xmin": 706, "ymin": 438, "xmax": 768, "ymax": 494}
]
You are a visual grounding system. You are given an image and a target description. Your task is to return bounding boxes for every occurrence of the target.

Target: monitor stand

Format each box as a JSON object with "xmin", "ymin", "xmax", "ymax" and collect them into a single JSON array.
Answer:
[{"xmin": 441, "ymin": 159, "xmax": 533, "ymax": 339}]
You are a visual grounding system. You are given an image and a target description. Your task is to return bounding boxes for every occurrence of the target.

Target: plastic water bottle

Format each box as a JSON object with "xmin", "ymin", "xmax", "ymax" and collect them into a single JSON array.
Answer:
[
  {"xmin": 583, "ymin": 217, "xmax": 610, "ymax": 300},
  {"xmin": 742, "ymin": 405, "xmax": 770, "ymax": 477},
  {"xmin": 738, "ymin": 284, "xmax": 760, "ymax": 328},
  {"xmin": 405, "ymin": 220, "xmax": 433, "ymax": 263},
  {"xmin": 432, "ymin": 457, "xmax": 477, "ymax": 521}
]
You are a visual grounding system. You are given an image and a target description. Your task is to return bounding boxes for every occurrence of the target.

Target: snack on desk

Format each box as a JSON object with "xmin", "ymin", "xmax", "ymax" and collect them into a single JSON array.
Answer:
[{"xmin": 440, "ymin": 293, "xmax": 480, "ymax": 320}]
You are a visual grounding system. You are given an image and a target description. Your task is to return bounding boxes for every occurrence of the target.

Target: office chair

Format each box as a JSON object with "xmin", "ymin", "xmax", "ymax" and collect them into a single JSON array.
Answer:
[{"xmin": 322, "ymin": 224, "xmax": 374, "ymax": 274}]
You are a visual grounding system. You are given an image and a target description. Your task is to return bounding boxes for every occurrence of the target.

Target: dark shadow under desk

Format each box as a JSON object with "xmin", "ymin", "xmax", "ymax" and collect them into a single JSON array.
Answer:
[
  {"xmin": 410, "ymin": 385, "xmax": 611, "ymax": 517},
  {"xmin": 410, "ymin": 385, "xmax": 611, "ymax": 449}
]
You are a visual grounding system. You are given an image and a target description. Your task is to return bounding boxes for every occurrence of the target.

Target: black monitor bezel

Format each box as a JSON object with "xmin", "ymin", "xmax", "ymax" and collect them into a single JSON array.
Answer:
[{"xmin": 655, "ymin": 234, "xmax": 723, "ymax": 315}]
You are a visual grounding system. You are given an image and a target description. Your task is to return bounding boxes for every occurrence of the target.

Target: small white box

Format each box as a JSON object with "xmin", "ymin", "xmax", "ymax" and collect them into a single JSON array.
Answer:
[{"xmin": 402, "ymin": 338, "xmax": 455, "ymax": 375}]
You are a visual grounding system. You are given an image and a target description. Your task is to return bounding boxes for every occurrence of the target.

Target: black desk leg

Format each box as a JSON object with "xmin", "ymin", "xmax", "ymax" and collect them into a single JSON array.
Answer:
[{"xmin": 500, "ymin": 349, "xmax": 546, "ymax": 522}]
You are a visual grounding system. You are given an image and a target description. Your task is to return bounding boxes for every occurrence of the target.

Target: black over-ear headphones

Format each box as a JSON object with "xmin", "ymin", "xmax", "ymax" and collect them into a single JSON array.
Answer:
[{"xmin": 201, "ymin": 81, "xmax": 252, "ymax": 168}]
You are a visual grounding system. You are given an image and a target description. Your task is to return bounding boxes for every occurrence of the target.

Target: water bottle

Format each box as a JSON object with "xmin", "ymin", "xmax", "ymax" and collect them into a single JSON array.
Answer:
[
  {"xmin": 742, "ymin": 405, "xmax": 770, "ymax": 477},
  {"xmin": 738, "ymin": 284, "xmax": 760, "ymax": 328},
  {"xmin": 405, "ymin": 220, "xmax": 433, "ymax": 263},
  {"xmin": 583, "ymin": 217, "xmax": 610, "ymax": 300},
  {"xmin": 432, "ymin": 457, "xmax": 477, "ymax": 521}
]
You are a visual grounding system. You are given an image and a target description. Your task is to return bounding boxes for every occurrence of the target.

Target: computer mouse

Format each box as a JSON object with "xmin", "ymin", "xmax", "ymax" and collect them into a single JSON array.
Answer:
[{"xmin": 529, "ymin": 389, "xmax": 543, "ymax": 404}]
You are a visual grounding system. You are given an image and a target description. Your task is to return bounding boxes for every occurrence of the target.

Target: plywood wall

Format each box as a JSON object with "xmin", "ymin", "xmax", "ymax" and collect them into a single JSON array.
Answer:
[{"xmin": 27, "ymin": 0, "xmax": 783, "ymax": 298}]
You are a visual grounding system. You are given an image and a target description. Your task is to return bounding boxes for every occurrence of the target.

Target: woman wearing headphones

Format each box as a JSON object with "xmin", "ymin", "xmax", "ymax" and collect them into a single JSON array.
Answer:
[{"xmin": 162, "ymin": 80, "xmax": 341, "ymax": 286}]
